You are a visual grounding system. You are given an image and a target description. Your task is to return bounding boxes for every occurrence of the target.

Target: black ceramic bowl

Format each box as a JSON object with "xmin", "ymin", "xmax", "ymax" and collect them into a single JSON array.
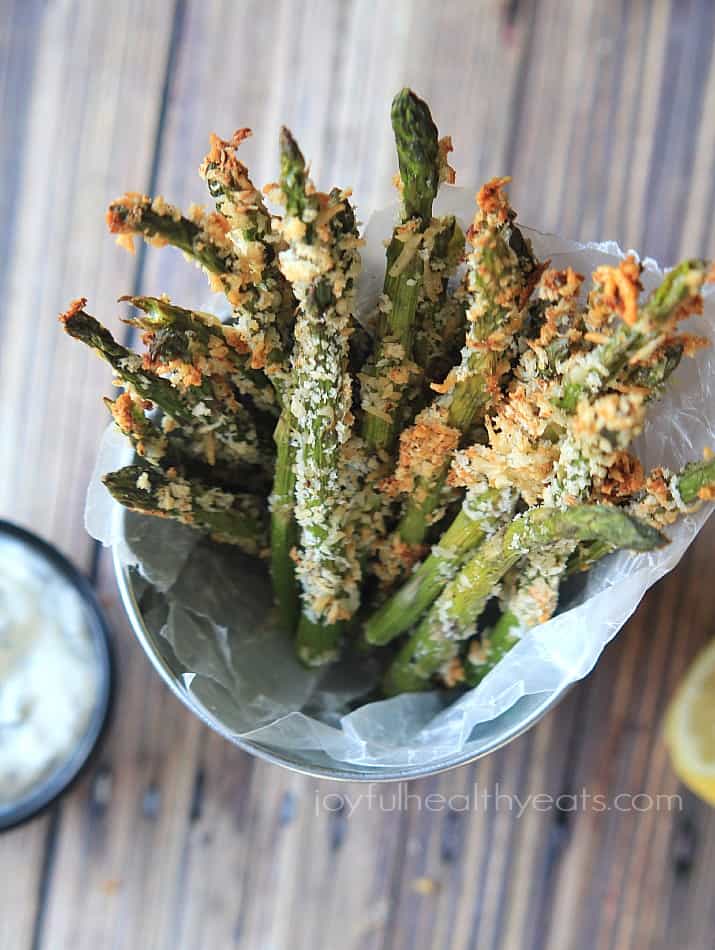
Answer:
[{"xmin": 0, "ymin": 521, "xmax": 113, "ymax": 831}]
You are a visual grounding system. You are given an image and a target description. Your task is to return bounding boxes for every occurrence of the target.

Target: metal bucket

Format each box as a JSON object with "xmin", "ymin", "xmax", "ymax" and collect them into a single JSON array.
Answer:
[{"xmin": 114, "ymin": 550, "xmax": 567, "ymax": 782}]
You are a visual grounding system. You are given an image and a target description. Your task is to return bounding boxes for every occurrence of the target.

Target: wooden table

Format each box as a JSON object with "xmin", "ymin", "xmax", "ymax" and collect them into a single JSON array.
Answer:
[{"xmin": 1, "ymin": 1, "xmax": 714, "ymax": 947}]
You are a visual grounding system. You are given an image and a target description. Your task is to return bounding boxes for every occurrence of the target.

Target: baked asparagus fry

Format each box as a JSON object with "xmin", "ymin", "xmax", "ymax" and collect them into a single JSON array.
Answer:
[
  {"xmin": 104, "ymin": 462, "xmax": 267, "ymax": 554},
  {"xmin": 384, "ymin": 505, "xmax": 666, "ymax": 695},
  {"xmin": 360, "ymin": 89, "xmax": 443, "ymax": 452},
  {"xmin": 123, "ymin": 295, "xmax": 278, "ymax": 415},
  {"xmin": 61, "ymin": 300, "xmax": 272, "ymax": 472},
  {"xmin": 276, "ymin": 129, "xmax": 363, "ymax": 664},
  {"xmin": 104, "ymin": 392, "xmax": 270, "ymax": 494},
  {"xmin": 556, "ymin": 259, "xmax": 709, "ymax": 413},
  {"xmin": 200, "ymin": 133, "xmax": 302, "ymax": 627},
  {"xmin": 107, "ymin": 194, "xmax": 246, "ymax": 305},
  {"xmin": 467, "ymin": 455, "xmax": 715, "ymax": 686},
  {"xmin": 62, "ymin": 300, "xmax": 199, "ymax": 425},
  {"xmin": 199, "ymin": 130, "xmax": 293, "ymax": 382},
  {"xmin": 394, "ymin": 179, "xmax": 540, "ymax": 546},
  {"xmin": 569, "ymin": 455, "xmax": 715, "ymax": 573}
]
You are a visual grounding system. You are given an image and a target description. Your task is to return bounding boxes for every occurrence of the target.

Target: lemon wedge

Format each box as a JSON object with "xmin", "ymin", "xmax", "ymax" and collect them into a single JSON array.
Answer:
[{"xmin": 665, "ymin": 639, "xmax": 715, "ymax": 806}]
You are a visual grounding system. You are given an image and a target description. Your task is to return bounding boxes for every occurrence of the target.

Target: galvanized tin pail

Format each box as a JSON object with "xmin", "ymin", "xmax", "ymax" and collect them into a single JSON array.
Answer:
[{"xmin": 114, "ymin": 547, "xmax": 566, "ymax": 782}]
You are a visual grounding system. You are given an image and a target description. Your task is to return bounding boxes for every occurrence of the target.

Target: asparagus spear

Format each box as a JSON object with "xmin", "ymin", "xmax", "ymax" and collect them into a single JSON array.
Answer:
[
  {"xmin": 276, "ymin": 129, "xmax": 363, "ymax": 664},
  {"xmin": 463, "ymin": 609, "xmax": 521, "ymax": 686},
  {"xmin": 107, "ymin": 194, "xmax": 247, "ymax": 305},
  {"xmin": 467, "ymin": 455, "xmax": 715, "ymax": 685},
  {"xmin": 61, "ymin": 300, "xmax": 272, "ymax": 472},
  {"xmin": 104, "ymin": 391, "xmax": 271, "ymax": 495},
  {"xmin": 200, "ymin": 133, "xmax": 308, "ymax": 628},
  {"xmin": 383, "ymin": 505, "xmax": 666, "ymax": 695},
  {"xmin": 569, "ymin": 456, "xmax": 715, "ymax": 573},
  {"xmin": 369, "ymin": 260, "xmax": 686, "ymax": 640},
  {"xmin": 123, "ymin": 295, "xmax": 278, "ymax": 415},
  {"xmin": 199, "ymin": 130, "xmax": 293, "ymax": 382},
  {"xmin": 62, "ymin": 300, "xmax": 199, "ymax": 425},
  {"xmin": 394, "ymin": 178, "xmax": 541, "ymax": 546},
  {"xmin": 269, "ymin": 408, "xmax": 300, "ymax": 633},
  {"xmin": 392, "ymin": 88, "xmax": 442, "ymax": 224},
  {"xmin": 104, "ymin": 462, "xmax": 267, "ymax": 554},
  {"xmin": 556, "ymin": 259, "xmax": 709, "ymax": 413},
  {"xmin": 359, "ymin": 89, "xmax": 444, "ymax": 453},
  {"xmin": 364, "ymin": 487, "xmax": 516, "ymax": 644}
]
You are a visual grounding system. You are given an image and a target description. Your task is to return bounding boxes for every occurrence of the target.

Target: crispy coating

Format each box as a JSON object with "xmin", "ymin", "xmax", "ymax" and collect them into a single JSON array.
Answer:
[
  {"xmin": 596, "ymin": 451, "xmax": 645, "ymax": 500},
  {"xmin": 381, "ymin": 409, "xmax": 460, "ymax": 497},
  {"xmin": 475, "ymin": 176, "xmax": 512, "ymax": 224},
  {"xmin": 588, "ymin": 256, "xmax": 642, "ymax": 329}
]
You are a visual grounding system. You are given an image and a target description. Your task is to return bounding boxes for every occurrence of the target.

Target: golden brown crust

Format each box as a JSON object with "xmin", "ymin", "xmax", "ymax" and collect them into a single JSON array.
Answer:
[
  {"xmin": 440, "ymin": 656, "xmax": 465, "ymax": 688},
  {"xmin": 111, "ymin": 392, "xmax": 136, "ymax": 432},
  {"xmin": 370, "ymin": 535, "xmax": 428, "ymax": 589},
  {"xmin": 596, "ymin": 451, "xmax": 645, "ymax": 500},
  {"xmin": 437, "ymin": 136, "xmax": 456, "ymax": 185},
  {"xmin": 380, "ymin": 411, "xmax": 460, "ymax": 497},
  {"xmin": 59, "ymin": 297, "xmax": 88, "ymax": 325},
  {"xmin": 106, "ymin": 192, "xmax": 150, "ymax": 233},
  {"xmin": 475, "ymin": 176, "xmax": 512, "ymax": 224},
  {"xmin": 589, "ymin": 256, "xmax": 642, "ymax": 328}
]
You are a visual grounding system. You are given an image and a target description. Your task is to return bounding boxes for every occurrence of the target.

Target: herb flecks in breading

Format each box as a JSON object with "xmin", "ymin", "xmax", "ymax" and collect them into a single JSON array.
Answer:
[{"xmin": 274, "ymin": 128, "xmax": 364, "ymax": 663}]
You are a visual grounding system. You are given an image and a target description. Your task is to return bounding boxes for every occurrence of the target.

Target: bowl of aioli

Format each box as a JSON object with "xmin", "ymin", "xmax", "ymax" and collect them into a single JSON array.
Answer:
[{"xmin": 0, "ymin": 522, "xmax": 112, "ymax": 830}]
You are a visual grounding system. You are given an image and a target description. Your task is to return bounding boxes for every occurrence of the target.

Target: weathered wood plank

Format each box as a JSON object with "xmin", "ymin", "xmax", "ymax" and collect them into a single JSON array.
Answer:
[
  {"xmin": 0, "ymin": 0, "xmax": 176, "ymax": 561},
  {"xmin": 0, "ymin": 2, "xmax": 178, "ymax": 949},
  {"xmin": 36, "ymin": 555, "xmax": 204, "ymax": 950},
  {"xmin": 0, "ymin": 4, "xmax": 54, "ymax": 943}
]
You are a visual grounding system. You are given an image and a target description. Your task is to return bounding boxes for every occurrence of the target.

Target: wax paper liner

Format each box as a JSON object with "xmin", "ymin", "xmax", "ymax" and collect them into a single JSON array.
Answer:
[{"xmin": 87, "ymin": 187, "xmax": 715, "ymax": 769}]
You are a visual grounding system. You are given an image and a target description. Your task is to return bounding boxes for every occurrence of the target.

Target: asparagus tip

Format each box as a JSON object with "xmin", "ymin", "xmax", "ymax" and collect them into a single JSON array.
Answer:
[
  {"xmin": 279, "ymin": 126, "xmax": 304, "ymax": 167},
  {"xmin": 390, "ymin": 87, "xmax": 440, "ymax": 222},
  {"xmin": 59, "ymin": 297, "xmax": 88, "ymax": 327}
]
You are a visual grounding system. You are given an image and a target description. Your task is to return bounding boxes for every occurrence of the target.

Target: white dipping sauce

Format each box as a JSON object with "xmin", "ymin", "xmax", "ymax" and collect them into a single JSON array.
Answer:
[{"xmin": 0, "ymin": 535, "xmax": 101, "ymax": 804}]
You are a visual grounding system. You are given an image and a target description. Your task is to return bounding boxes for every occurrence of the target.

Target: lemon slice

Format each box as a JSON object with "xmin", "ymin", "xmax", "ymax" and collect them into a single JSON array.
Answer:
[{"xmin": 665, "ymin": 639, "xmax": 715, "ymax": 806}]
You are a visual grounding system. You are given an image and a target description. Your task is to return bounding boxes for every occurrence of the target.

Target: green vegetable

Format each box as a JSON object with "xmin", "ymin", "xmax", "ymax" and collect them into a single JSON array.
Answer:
[
  {"xmin": 384, "ymin": 505, "xmax": 666, "ymax": 695},
  {"xmin": 360, "ymin": 89, "xmax": 443, "ymax": 453},
  {"xmin": 104, "ymin": 462, "xmax": 267, "ymax": 554},
  {"xmin": 278, "ymin": 129, "xmax": 363, "ymax": 665},
  {"xmin": 364, "ymin": 487, "xmax": 516, "ymax": 645}
]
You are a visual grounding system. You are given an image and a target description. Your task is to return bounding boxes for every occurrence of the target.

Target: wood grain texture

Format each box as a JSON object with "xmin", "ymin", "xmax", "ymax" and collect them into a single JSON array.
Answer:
[
  {"xmin": 0, "ymin": 0, "xmax": 179, "ymax": 947},
  {"xmin": 0, "ymin": 1, "xmax": 713, "ymax": 949}
]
